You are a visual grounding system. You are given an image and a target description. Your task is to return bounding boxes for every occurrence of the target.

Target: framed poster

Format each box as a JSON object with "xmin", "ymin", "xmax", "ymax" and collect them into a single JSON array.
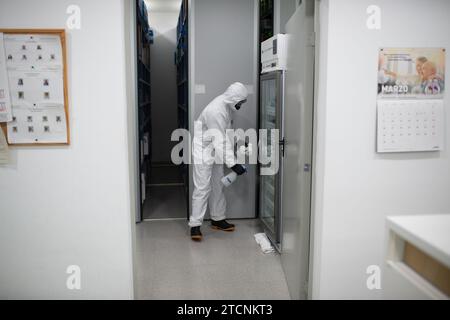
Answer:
[{"xmin": 0, "ymin": 29, "xmax": 70, "ymax": 146}]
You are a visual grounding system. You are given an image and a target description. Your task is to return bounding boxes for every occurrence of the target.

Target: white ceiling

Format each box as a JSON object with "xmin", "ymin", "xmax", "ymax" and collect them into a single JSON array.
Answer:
[{"xmin": 145, "ymin": 0, "xmax": 182, "ymax": 12}]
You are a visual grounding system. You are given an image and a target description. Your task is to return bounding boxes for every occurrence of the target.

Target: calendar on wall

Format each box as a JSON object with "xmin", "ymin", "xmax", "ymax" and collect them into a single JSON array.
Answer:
[
  {"xmin": 377, "ymin": 48, "xmax": 445, "ymax": 153},
  {"xmin": 377, "ymin": 100, "xmax": 444, "ymax": 153}
]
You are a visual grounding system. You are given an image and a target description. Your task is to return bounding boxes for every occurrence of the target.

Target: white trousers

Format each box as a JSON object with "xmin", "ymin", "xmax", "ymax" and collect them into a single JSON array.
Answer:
[{"xmin": 189, "ymin": 164, "xmax": 226, "ymax": 227}]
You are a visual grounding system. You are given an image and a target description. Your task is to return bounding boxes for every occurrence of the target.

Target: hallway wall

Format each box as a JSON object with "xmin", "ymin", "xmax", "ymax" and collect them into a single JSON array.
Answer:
[
  {"xmin": 148, "ymin": 11, "xmax": 179, "ymax": 163},
  {"xmin": 312, "ymin": 0, "xmax": 450, "ymax": 299},
  {"xmin": 0, "ymin": 0, "xmax": 134, "ymax": 299}
]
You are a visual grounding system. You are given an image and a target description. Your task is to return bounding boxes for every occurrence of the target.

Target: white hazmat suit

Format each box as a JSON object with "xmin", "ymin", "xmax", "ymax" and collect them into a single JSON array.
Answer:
[{"xmin": 189, "ymin": 82, "xmax": 248, "ymax": 227}]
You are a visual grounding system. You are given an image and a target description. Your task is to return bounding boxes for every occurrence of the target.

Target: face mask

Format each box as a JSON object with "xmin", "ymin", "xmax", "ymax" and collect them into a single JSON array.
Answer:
[{"xmin": 234, "ymin": 99, "xmax": 247, "ymax": 111}]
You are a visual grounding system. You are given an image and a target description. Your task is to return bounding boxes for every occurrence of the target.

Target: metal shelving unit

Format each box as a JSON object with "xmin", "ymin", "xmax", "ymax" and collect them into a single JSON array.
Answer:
[
  {"xmin": 175, "ymin": 0, "xmax": 189, "ymax": 218},
  {"xmin": 136, "ymin": 0, "xmax": 154, "ymax": 217},
  {"xmin": 260, "ymin": 0, "xmax": 274, "ymax": 43}
]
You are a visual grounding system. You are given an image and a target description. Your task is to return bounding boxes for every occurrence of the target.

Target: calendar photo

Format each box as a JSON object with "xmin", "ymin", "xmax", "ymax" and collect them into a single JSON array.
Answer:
[{"xmin": 378, "ymin": 48, "xmax": 445, "ymax": 98}]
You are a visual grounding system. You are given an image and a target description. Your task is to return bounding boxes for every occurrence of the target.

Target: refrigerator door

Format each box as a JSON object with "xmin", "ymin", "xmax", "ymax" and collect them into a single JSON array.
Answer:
[{"xmin": 259, "ymin": 71, "xmax": 283, "ymax": 249}]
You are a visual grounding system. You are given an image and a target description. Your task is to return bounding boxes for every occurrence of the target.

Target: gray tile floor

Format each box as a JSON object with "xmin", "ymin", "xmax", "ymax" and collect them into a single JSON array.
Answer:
[
  {"xmin": 144, "ymin": 165, "xmax": 187, "ymax": 220},
  {"xmin": 135, "ymin": 219, "xmax": 291, "ymax": 300},
  {"xmin": 143, "ymin": 186, "xmax": 187, "ymax": 220}
]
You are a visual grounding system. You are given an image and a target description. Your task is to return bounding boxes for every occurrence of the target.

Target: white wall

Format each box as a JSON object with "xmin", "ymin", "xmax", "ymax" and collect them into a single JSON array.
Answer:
[
  {"xmin": 312, "ymin": 0, "xmax": 450, "ymax": 299},
  {"xmin": 0, "ymin": 0, "xmax": 135, "ymax": 299},
  {"xmin": 148, "ymin": 11, "xmax": 179, "ymax": 163},
  {"xmin": 146, "ymin": 0, "xmax": 182, "ymax": 12}
]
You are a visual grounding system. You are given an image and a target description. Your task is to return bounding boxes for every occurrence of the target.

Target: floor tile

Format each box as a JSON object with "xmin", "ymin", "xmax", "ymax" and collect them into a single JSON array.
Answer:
[{"xmin": 135, "ymin": 220, "xmax": 291, "ymax": 300}]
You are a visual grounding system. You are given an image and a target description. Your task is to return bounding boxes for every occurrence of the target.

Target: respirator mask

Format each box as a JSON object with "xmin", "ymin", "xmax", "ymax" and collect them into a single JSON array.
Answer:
[{"xmin": 234, "ymin": 99, "xmax": 247, "ymax": 111}]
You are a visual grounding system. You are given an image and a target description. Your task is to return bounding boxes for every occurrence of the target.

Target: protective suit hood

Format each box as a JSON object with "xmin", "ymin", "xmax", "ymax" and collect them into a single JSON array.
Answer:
[{"xmin": 222, "ymin": 82, "xmax": 248, "ymax": 109}]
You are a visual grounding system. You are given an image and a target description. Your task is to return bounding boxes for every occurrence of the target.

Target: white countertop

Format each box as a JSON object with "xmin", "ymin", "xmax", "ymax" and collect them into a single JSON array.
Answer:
[{"xmin": 387, "ymin": 214, "xmax": 450, "ymax": 268}]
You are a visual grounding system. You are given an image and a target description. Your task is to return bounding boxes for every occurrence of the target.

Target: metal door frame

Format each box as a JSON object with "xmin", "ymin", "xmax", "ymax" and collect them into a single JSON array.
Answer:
[{"xmin": 281, "ymin": 0, "xmax": 316, "ymax": 299}]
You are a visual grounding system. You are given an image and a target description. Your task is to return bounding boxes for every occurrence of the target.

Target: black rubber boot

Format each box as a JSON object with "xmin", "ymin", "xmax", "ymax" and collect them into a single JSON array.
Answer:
[
  {"xmin": 211, "ymin": 220, "xmax": 235, "ymax": 232},
  {"xmin": 190, "ymin": 227, "xmax": 203, "ymax": 241}
]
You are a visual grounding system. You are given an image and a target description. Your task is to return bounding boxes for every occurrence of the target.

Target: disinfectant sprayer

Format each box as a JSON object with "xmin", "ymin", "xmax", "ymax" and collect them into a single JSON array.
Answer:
[
  {"xmin": 221, "ymin": 143, "xmax": 252, "ymax": 187},
  {"xmin": 221, "ymin": 165, "xmax": 247, "ymax": 187}
]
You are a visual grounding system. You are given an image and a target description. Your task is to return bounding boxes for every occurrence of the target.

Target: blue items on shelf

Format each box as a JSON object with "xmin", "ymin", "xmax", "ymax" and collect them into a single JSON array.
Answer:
[
  {"xmin": 137, "ymin": 0, "xmax": 154, "ymax": 43},
  {"xmin": 145, "ymin": 28, "xmax": 154, "ymax": 44},
  {"xmin": 138, "ymin": 0, "xmax": 148, "ymax": 26},
  {"xmin": 136, "ymin": 0, "xmax": 153, "ymax": 214},
  {"xmin": 175, "ymin": 0, "xmax": 189, "ymax": 193}
]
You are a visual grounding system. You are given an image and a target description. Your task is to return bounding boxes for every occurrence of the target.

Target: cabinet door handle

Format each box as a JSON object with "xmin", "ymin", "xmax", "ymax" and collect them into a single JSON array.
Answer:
[{"xmin": 279, "ymin": 138, "xmax": 286, "ymax": 157}]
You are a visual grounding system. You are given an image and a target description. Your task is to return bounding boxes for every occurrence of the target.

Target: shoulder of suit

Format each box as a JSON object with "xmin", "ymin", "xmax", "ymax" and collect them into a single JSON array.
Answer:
[{"xmin": 205, "ymin": 99, "xmax": 227, "ymax": 114}]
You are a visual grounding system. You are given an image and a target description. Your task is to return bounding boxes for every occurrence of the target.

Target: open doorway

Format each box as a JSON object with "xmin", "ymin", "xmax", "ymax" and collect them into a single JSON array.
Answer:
[
  {"xmin": 128, "ymin": 0, "xmax": 314, "ymax": 300},
  {"xmin": 135, "ymin": 0, "xmax": 189, "ymax": 221}
]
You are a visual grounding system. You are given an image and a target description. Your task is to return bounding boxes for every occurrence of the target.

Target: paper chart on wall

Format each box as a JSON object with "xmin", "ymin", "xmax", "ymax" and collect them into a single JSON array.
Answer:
[
  {"xmin": 0, "ymin": 33, "xmax": 13, "ymax": 123},
  {"xmin": 3, "ymin": 34, "xmax": 67, "ymax": 144}
]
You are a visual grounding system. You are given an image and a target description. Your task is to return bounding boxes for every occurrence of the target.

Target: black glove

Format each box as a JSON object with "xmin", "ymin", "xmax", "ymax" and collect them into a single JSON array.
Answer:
[{"xmin": 231, "ymin": 164, "xmax": 246, "ymax": 176}]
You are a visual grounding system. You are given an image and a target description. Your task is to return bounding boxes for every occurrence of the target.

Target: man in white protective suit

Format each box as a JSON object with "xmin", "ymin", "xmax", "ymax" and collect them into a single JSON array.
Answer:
[{"xmin": 189, "ymin": 82, "xmax": 248, "ymax": 241}]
